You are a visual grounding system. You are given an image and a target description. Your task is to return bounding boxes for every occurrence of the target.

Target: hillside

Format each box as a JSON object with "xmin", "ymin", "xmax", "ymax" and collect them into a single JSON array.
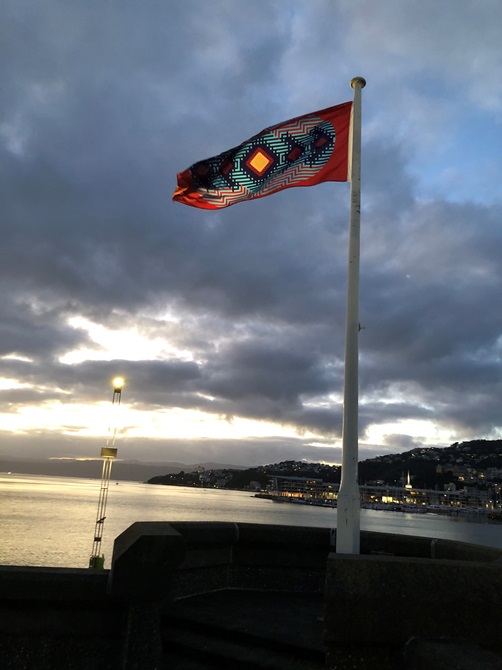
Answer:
[
  {"xmin": 147, "ymin": 439, "xmax": 502, "ymax": 490},
  {"xmin": 359, "ymin": 439, "xmax": 502, "ymax": 489}
]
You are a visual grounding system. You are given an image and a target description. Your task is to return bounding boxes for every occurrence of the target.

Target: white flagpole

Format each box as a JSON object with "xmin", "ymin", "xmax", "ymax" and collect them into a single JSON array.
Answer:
[{"xmin": 336, "ymin": 76, "xmax": 366, "ymax": 555}]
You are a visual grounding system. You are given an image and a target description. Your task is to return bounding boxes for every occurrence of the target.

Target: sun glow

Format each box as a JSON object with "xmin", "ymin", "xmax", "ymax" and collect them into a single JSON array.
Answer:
[
  {"xmin": 0, "ymin": 395, "xmax": 310, "ymax": 443},
  {"xmin": 0, "ymin": 377, "xmax": 31, "ymax": 391},
  {"xmin": 60, "ymin": 316, "xmax": 194, "ymax": 364},
  {"xmin": 365, "ymin": 419, "xmax": 455, "ymax": 447}
]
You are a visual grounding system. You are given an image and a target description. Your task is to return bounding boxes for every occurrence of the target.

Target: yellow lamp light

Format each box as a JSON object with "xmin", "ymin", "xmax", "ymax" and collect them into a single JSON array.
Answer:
[{"xmin": 113, "ymin": 377, "xmax": 124, "ymax": 392}]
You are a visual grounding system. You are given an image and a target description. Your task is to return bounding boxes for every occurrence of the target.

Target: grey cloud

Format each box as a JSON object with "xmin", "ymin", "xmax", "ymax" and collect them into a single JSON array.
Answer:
[{"xmin": 1, "ymin": 1, "xmax": 502, "ymax": 467}]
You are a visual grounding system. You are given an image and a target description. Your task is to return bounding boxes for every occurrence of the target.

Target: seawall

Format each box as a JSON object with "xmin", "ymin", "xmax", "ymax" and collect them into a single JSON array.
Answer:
[{"xmin": 1, "ymin": 523, "xmax": 501, "ymax": 669}]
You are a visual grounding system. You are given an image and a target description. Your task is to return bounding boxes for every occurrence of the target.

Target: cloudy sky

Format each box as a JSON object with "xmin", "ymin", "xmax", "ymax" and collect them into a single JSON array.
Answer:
[{"xmin": 1, "ymin": 0, "xmax": 501, "ymax": 468}]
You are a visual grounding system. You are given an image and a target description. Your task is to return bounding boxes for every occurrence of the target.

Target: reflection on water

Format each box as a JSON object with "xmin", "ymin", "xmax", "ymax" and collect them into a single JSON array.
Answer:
[{"xmin": 1, "ymin": 473, "xmax": 501, "ymax": 569}]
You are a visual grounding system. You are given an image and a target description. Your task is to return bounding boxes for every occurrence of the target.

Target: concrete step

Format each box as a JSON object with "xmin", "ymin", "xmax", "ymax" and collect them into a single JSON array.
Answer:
[
  {"xmin": 404, "ymin": 638, "xmax": 502, "ymax": 669},
  {"xmin": 163, "ymin": 625, "xmax": 323, "ymax": 669},
  {"xmin": 161, "ymin": 590, "xmax": 325, "ymax": 670},
  {"xmin": 162, "ymin": 650, "xmax": 212, "ymax": 670}
]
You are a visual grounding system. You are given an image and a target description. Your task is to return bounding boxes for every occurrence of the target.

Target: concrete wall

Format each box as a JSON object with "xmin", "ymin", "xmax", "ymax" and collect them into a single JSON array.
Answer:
[
  {"xmin": 1, "ymin": 522, "xmax": 501, "ymax": 669},
  {"xmin": 0, "ymin": 522, "xmax": 332, "ymax": 669},
  {"xmin": 0, "ymin": 567, "xmax": 125, "ymax": 669},
  {"xmin": 325, "ymin": 533, "xmax": 502, "ymax": 670},
  {"xmin": 167, "ymin": 521, "xmax": 332, "ymax": 597}
]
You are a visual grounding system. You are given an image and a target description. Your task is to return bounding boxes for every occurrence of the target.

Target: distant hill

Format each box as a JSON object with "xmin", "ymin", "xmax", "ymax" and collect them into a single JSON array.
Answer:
[
  {"xmin": 359, "ymin": 439, "xmax": 502, "ymax": 488},
  {"xmin": 0, "ymin": 457, "xmax": 245, "ymax": 481},
  {"xmin": 147, "ymin": 440, "xmax": 502, "ymax": 490},
  {"xmin": 7, "ymin": 440, "xmax": 500, "ymax": 486}
]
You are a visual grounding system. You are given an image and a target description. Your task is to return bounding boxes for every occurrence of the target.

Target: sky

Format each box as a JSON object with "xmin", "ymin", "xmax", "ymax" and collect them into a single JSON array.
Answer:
[{"xmin": 1, "ymin": 0, "xmax": 502, "ymax": 469}]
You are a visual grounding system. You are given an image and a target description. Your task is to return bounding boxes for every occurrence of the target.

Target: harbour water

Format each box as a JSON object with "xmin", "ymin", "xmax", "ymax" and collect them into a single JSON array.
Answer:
[{"xmin": 1, "ymin": 473, "xmax": 501, "ymax": 569}]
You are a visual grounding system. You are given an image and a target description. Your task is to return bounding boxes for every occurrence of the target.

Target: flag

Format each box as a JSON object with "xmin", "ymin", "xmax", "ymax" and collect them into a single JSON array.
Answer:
[{"xmin": 172, "ymin": 101, "xmax": 352, "ymax": 210}]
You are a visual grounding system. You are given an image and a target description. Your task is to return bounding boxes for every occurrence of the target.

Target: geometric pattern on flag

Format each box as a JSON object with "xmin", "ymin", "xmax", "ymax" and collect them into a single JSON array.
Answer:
[{"xmin": 189, "ymin": 115, "xmax": 336, "ymax": 208}]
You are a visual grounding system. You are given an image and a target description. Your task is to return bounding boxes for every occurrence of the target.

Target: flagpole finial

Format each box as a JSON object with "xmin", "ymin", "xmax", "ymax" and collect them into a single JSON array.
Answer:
[{"xmin": 350, "ymin": 77, "xmax": 366, "ymax": 89}]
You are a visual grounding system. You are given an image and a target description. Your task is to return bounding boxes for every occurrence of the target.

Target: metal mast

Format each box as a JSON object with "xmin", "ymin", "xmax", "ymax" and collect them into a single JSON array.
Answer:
[
  {"xmin": 336, "ymin": 77, "xmax": 366, "ymax": 555},
  {"xmin": 89, "ymin": 377, "xmax": 124, "ymax": 569}
]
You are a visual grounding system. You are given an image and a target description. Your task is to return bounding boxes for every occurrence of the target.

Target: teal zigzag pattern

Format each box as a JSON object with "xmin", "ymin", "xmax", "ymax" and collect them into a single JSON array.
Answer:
[{"xmin": 194, "ymin": 114, "xmax": 336, "ymax": 208}]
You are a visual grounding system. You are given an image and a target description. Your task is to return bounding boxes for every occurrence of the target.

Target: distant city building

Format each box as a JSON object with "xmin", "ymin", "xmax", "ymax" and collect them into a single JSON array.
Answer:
[{"xmin": 267, "ymin": 475, "xmax": 493, "ymax": 511}]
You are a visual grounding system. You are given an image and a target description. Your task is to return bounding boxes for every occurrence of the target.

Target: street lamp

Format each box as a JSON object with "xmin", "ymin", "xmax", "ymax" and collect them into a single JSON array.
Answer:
[
  {"xmin": 89, "ymin": 377, "xmax": 125, "ymax": 569},
  {"xmin": 113, "ymin": 377, "xmax": 124, "ymax": 394}
]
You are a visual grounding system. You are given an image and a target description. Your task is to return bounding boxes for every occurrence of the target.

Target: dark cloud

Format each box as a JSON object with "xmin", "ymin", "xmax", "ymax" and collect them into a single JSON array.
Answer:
[{"xmin": 1, "ymin": 1, "xmax": 502, "ymax": 467}]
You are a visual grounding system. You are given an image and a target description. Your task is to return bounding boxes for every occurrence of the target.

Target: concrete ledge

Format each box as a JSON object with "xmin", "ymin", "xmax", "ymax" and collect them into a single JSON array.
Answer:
[
  {"xmin": 360, "ymin": 530, "xmax": 502, "ymax": 562},
  {"xmin": 2, "ymin": 523, "xmax": 502, "ymax": 670},
  {"xmin": 324, "ymin": 551, "xmax": 502, "ymax": 667},
  {"xmin": 168, "ymin": 522, "xmax": 332, "ymax": 597},
  {"xmin": 0, "ymin": 566, "xmax": 109, "ymax": 601},
  {"xmin": 404, "ymin": 638, "xmax": 502, "ymax": 669},
  {"xmin": 168, "ymin": 521, "xmax": 239, "ymax": 569},
  {"xmin": 233, "ymin": 523, "xmax": 331, "ymax": 568},
  {"xmin": 0, "ymin": 634, "xmax": 125, "ymax": 670},
  {"xmin": 168, "ymin": 521, "xmax": 240, "ymax": 546},
  {"xmin": 109, "ymin": 521, "xmax": 186, "ymax": 601},
  {"xmin": 0, "ymin": 568, "xmax": 126, "ymax": 669}
]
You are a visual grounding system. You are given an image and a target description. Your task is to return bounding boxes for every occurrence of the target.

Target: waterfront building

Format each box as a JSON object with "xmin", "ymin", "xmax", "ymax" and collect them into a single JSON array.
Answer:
[{"xmin": 267, "ymin": 475, "xmax": 493, "ymax": 511}]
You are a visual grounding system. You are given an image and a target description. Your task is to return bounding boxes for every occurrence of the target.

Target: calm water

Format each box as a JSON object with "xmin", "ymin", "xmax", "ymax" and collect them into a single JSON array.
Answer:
[{"xmin": 1, "ymin": 473, "xmax": 501, "ymax": 568}]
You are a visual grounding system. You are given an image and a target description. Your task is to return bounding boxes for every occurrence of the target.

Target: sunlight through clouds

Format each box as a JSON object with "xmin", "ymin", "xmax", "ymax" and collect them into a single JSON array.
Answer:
[
  {"xmin": 365, "ymin": 420, "xmax": 457, "ymax": 450},
  {"xmin": 60, "ymin": 316, "xmax": 195, "ymax": 364},
  {"xmin": 2, "ymin": 1, "xmax": 502, "ymax": 467}
]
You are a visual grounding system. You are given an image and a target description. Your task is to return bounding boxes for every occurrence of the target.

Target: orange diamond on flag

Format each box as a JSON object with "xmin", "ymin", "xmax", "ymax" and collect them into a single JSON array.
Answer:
[{"xmin": 247, "ymin": 148, "xmax": 273, "ymax": 175}]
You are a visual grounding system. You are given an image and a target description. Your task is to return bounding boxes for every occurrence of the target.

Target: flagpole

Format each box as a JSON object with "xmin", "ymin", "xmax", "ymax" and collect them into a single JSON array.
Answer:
[{"xmin": 336, "ymin": 76, "xmax": 366, "ymax": 555}]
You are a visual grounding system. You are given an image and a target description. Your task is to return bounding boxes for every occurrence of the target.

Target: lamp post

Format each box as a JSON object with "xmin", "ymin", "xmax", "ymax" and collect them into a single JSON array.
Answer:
[{"xmin": 89, "ymin": 377, "xmax": 124, "ymax": 569}]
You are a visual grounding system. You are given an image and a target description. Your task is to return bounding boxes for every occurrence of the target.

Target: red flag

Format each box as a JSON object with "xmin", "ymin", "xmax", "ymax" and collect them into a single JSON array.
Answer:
[{"xmin": 173, "ymin": 101, "xmax": 352, "ymax": 210}]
